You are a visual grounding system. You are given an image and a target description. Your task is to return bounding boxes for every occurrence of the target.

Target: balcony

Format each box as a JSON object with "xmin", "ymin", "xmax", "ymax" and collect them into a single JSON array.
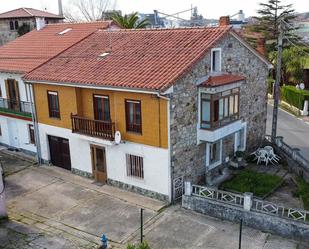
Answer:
[
  {"xmin": 71, "ymin": 114, "xmax": 115, "ymax": 141},
  {"xmin": 0, "ymin": 98, "xmax": 32, "ymax": 118}
]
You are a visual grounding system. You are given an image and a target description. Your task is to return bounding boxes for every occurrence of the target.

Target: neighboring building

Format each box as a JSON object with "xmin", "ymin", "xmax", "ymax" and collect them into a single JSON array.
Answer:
[
  {"xmin": 23, "ymin": 22, "xmax": 272, "ymax": 202},
  {"xmin": 0, "ymin": 7, "xmax": 64, "ymax": 46},
  {"xmin": 0, "ymin": 21, "xmax": 117, "ymax": 155}
]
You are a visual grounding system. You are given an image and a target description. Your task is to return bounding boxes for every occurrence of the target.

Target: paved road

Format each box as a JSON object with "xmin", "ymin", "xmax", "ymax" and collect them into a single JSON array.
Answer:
[{"xmin": 266, "ymin": 104, "xmax": 309, "ymax": 161}]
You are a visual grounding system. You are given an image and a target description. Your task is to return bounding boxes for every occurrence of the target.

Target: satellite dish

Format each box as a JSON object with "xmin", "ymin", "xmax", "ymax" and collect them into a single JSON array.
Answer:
[{"xmin": 114, "ymin": 131, "xmax": 121, "ymax": 145}]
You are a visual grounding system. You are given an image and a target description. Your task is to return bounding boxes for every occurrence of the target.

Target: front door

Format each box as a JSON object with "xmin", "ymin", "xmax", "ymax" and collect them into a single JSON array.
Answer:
[
  {"xmin": 48, "ymin": 135, "xmax": 71, "ymax": 170},
  {"xmin": 91, "ymin": 145, "xmax": 107, "ymax": 183}
]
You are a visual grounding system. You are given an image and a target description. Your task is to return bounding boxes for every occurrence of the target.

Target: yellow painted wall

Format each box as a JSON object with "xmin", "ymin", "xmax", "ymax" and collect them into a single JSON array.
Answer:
[
  {"xmin": 33, "ymin": 84, "xmax": 168, "ymax": 149},
  {"xmin": 33, "ymin": 84, "xmax": 78, "ymax": 129}
]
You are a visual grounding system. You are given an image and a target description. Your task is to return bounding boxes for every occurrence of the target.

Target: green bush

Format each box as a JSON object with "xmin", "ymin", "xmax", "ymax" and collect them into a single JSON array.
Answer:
[
  {"xmin": 295, "ymin": 177, "xmax": 309, "ymax": 210},
  {"xmin": 281, "ymin": 85, "xmax": 309, "ymax": 109},
  {"xmin": 126, "ymin": 241, "xmax": 150, "ymax": 249},
  {"xmin": 235, "ymin": 151, "xmax": 244, "ymax": 158}
]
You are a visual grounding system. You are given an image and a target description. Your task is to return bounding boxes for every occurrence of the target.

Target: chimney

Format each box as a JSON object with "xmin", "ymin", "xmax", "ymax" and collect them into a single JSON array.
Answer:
[
  {"xmin": 36, "ymin": 17, "xmax": 46, "ymax": 30},
  {"xmin": 219, "ymin": 16, "xmax": 230, "ymax": 26},
  {"xmin": 58, "ymin": 0, "xmax": 63, "ymax": 17},
  {"xmin": 256, "ymin": 37, "xmax": 266, "ymax": 56}
]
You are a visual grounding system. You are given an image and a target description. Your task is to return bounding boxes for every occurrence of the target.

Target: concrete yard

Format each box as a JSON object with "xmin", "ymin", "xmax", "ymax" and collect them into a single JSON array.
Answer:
[{"xmin": 0, "ymin": 151, "xmax": 307, "ymax": 249}]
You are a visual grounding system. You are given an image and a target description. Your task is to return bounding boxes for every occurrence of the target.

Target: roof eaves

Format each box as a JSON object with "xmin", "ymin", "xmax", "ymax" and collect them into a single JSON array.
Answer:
[{"xmin": 23, "ymin": 78, "xmax": 160, "ymax": 94}]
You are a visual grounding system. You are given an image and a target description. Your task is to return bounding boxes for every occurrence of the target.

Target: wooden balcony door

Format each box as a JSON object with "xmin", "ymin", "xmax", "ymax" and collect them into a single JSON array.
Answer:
[
  {"xmin": 91, "ymin": 145, "xmax": 107, "ymax": 184},
  {"xmin": 93, "ymin": 95, "xmax": 110, "ymax": 122},
  {"xmin": 5, "ymin": 79, "xmax": 20, "ymax": 111}
]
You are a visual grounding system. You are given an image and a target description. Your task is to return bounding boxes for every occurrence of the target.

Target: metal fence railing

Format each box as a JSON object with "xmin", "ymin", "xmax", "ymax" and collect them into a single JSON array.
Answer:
[{"xmin": 0, "ymin": 98, "xmax": 32, "ymax": 116}]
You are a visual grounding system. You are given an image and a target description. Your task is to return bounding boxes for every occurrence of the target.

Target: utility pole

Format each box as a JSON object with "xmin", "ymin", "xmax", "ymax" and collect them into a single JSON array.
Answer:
[{"xmin": 271, "ymin": 20, "xmax": 283, "ymax": 142}]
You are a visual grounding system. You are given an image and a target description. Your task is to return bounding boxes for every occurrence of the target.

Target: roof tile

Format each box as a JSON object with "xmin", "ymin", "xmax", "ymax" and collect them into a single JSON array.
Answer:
[
  {"xmin": 0, "ymin": 21, "xmax": 113, "ymax": 73},
  {"xmin": 24, "ymin": 26, "xmax": 232, "ymax": 91}
]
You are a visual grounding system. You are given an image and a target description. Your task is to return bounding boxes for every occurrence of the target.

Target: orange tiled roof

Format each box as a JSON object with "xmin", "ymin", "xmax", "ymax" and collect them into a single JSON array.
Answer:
[
  {"xmin": 24, "ymin": 26, "xmax": 232, "ymax": 91},
  {"xmin": 0, "ymin": 21, "xmax": 114, "ymax": 73},
  {"xmin": 200, "ymin": 74, "xmax": 245, "ymax": 87},
  {"xmin": 0, "ymin": 8, "xmax": 63, "ymax": 19}
]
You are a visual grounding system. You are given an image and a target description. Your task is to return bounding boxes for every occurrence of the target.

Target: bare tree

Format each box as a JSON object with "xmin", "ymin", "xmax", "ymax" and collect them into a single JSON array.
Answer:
[{"xmin": 64, "ymin": 0, "xmax": 115, "ymax": 22}]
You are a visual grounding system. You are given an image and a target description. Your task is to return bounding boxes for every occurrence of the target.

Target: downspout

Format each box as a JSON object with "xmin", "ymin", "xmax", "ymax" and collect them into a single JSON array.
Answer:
[
  {"xmin": 157, "ymin": 92, "xmax": 173, "ymax": 203},
  {"xmin": 27, "ymin": 82, "xmax": 42, "ymax": 165}
]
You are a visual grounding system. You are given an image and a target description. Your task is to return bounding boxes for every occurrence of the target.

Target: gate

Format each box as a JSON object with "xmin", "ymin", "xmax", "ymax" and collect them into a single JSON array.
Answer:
[{"xmin": 173, "ymin": 176, "xmax": 184, "ymax": 201}]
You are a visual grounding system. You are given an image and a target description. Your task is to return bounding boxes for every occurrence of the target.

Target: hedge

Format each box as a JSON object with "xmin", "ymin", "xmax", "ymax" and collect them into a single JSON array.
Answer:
[{"xmin": 281, "ymin": 85, "xmax": 309, "ymax": 109}]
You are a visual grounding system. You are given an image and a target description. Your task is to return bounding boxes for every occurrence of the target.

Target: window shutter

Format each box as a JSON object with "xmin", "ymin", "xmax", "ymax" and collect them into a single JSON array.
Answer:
[
  {"xmin": 4, "ymin": 80, "xmax": 9, "ymax": 99},
  {"xmin": 14, "ymin": 80, "xmax": 20, "ymax": 101}
]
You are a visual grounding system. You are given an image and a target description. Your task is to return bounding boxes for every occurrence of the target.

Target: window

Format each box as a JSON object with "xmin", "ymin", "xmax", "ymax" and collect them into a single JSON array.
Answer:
[
  {"xmin": 211, "ymin": 49, "xmax": 221, "ymax": 72},
  {"xmin": 210, "ymin": 140, "xmax": 221, "ymax": 165},
  {"xmin": 125, "ymin": 100, "xmax": 142, "ymax": 133},
  {"xmin": 9, "ymin": 21, "xmax": 14, "ymax": 30},
  {"xmin": 47, "ymin": 91, "xmax": 60, "ymax": 118},
  {"xmin": 93, "ymin": 95, "xmax": 110, "ymax": 122},
  {"xmin": 14, "ymin": 20, "xmax": 19, "ymax": 30},
  {"xmin": 201, "ymin": 93, "xmax": 211, "ymax": 129},
  {"xmin": 200, "ymin": 88, "xmax": 240, "ymax": 129},
  {"xmin": 126, "ymin": 154, "xmax": 144, "ymax": 179},
  {"xmin": 28, "ymin": 124, "xmax": 35, "ymax": 144}
]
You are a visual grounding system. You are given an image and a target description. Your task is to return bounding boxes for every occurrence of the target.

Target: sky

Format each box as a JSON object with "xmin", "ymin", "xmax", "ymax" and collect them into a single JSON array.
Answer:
[{"xmin": 0, "ymin": 0, "xmax": 308, "ymax": 20}]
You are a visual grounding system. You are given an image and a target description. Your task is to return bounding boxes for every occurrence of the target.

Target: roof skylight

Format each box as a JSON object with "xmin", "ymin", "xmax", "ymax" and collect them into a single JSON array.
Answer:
[
  {"xmin": 58, "ymin": 28, "xmax": 72, "ymax": 35},
  {"xmin": 99, "ymin": 52, "xmax": 110, "ymax": 57}
]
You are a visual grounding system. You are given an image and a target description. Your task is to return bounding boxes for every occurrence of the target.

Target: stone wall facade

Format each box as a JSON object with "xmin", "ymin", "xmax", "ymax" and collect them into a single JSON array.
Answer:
[
  {"xmin": 0, "ymin": 18, "xmax": 61, "ymax": 46},
  {"xmin": 168, "ymin": 33, "xmax": 269, "ymax": 184}
]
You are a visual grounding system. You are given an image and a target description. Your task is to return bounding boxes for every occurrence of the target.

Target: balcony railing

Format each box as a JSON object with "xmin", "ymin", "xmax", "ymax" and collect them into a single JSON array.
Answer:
[
  {"xmin": 0, "ymin": 98, "xmax": 32, "ymax": 117},
  {"xmin": 71, "ymin": 114, "xmax": 115, "ymax": 141}
]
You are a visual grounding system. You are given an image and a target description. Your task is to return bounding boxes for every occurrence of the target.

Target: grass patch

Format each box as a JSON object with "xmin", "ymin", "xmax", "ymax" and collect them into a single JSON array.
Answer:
[
  {"xmin": 221, "ymin": 170, "xmax": 282, "ymax": 197},
  {"xmin": 295, "ymin": 177, "xmax": 309, "ymax": 210}
]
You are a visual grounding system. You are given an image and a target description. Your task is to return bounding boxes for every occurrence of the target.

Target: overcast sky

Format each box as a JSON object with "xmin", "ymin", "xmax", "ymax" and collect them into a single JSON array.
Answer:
[{"xmin": 0, "ymin": 0, "xmax": 308, "ymax": 19}]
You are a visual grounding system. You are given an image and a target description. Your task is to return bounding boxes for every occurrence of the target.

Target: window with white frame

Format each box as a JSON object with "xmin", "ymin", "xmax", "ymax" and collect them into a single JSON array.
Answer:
[
  {"xmin": 211, "ymin": 48, "xmax": 221, "ymax": 72},
  {"xmin": 236, "ymin": 129, "xmax": 245, "ymax": 150},
  {"xmin": 210, "ymin": 140, "xmax": 221, "ymax": 165},
  {"xmin": 126, "ymin": 154, "xmax": 144, "ymax": 179}
]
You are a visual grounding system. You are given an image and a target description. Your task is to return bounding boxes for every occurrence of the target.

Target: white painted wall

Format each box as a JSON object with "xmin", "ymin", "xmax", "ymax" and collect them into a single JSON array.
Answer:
[
  {"xmin": 0, "ymin": 116, "xmax": 36, "ymax": 153},
  {"xmin": 38, "ymin": 123, "xmax": 170, "ymax": 196},
  {"xmin": 0, "ymin": 72, "xmax": 30, "ymax": 102},
  {"xmin": 0, "ymin": 72, "xmax": 36, "ymax": 153}
]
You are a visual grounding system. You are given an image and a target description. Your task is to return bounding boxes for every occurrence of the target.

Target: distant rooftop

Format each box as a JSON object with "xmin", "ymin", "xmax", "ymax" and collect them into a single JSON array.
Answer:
[{"xmin": 0, "ymin": 7, "xmax": 64, "ymax": 19}]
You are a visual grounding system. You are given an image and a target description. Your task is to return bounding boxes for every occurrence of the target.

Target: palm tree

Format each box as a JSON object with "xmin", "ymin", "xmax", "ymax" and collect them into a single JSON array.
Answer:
[{"xmin": 112, "ymin": 12, "xmax": 149, "ymax": 29}]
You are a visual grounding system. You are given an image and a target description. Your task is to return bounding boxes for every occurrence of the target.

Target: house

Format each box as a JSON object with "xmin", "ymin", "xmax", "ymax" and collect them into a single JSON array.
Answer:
[
  {"xmin": 0, "ymin": 8, "xmax": 64, "ymax": 46},
  {"xmin": 0, "ymin": 21, "xmax": 117, "ymax": 156},
  {"xmin": 23, "ymin": 19, "xmax": 272, "ymax": 202}
]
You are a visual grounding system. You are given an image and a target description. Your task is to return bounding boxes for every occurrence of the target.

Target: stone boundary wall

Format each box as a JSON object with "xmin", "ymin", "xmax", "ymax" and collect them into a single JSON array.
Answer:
[{"xmin": 182, "ymin": 195, "xmax": 309, "ymax": 241}]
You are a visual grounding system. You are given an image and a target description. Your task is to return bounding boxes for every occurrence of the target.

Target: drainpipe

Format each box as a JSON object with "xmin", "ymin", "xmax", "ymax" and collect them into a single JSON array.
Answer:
[
  {"xmin": 27, "ymin": 83, "xmax": 42, "ymax": 165},
  {"xmin": 157, "ymin": 92, "xmax": 173, "ymax": 203}
]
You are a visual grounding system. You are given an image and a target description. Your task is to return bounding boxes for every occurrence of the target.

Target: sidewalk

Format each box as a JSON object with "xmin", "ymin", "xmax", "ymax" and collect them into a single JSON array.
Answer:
[{"xmin": 35, "ymin": 165, "xmax": 167, "ymax": 212}]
